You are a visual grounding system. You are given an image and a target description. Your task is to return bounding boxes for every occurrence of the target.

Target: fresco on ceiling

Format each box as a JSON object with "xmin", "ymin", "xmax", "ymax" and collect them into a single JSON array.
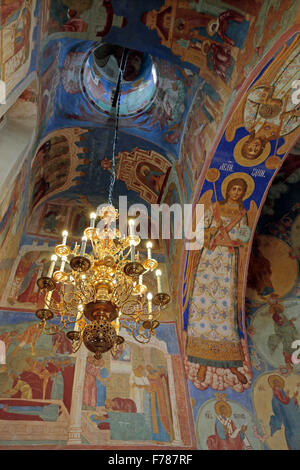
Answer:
[
  {"xmin": 46, "ymin": 0, "xmax": 127, "ymax": 37},
  {"xmin": 0, "ymin": 0, "xmax": 40, "ymax": 100},
  {"xmin": 29, "ymin": 127, "xmax": 175, "ymax": 216},
  {"xmin": 27, "ymin": 196, "xmax": 92, "ymax": 241},
  {"xmin": 182, "ymin": 34, "xmax": 300, "ymax": 399},
  {"xmin": 178, "ymin": 79, "xmax": 223, "ymax": 202},
  {"xmin": 131, "ymin": 58, "xmax": 200, "ymax": 151},
  {"xmin": 38, "ymin": 41, "xmax": 62, "ymax": 137},
  {"xmin": 142, "ymin": 0, "xmax": 250, "ymax": 89},
  {"xmin": 0, "ymin": 311, "xmax": 75, "ymax": 444},
  {"xmin": 226, "ymin": 36, "xmax": 300, "ymax": 171},
  {"xmin": 116, "ymin": 148, "xmax": 172, "ymax": 204},
  {"xmin": 39, "ymin": 37, "xmax": 200, "ymax": 159},
  {"xmin": 44, "ymin": 1, "xmax": 300, "ymax": 105},
  {"xmin": 28, "ymin": 128, "xmax": 88, "ymax": 215},
  {"xmin": 82, "ymin": 47, "xmax": 157, "ymax": 117}
]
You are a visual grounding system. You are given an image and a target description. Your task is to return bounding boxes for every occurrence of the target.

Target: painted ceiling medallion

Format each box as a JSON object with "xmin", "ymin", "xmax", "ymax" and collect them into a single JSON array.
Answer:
[{"xmin": 81, "ymin": 43, "xmax": 158, "ymax": 117}]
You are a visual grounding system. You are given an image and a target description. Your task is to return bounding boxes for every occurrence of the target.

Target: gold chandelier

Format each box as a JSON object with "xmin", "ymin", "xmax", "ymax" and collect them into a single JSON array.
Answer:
[{"xmin": 35, "ymin": 205, "xmax": 170, "ymax": 359}]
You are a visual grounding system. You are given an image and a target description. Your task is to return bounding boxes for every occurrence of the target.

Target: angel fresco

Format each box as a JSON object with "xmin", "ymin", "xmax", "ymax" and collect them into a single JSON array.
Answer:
[
  {"xmin": 226, "ymin": 36, "xmax": 300, "ymax": 169},
  {"xmin": 185, "ymin": 169, "xmax": 257, "ymax": 392}
]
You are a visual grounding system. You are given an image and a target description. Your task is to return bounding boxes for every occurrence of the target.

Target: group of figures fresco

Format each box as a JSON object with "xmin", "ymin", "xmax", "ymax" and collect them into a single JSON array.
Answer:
[
  {"xmin": 1, "ymin": 0, "xmax": 300, "ymax": 450},
  {"xmin": 80, "ymin": 341, "xmax": 179, "ymax": 444},
  {"xmin": 0, "ymin": 315, "xmax": 191, "ymax": 446}
]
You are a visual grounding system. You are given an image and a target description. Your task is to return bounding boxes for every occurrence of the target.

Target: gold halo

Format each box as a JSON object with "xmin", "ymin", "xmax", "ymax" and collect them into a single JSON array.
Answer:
[
  {"xmin": 268, "ymin": 374, "xmax": 285, "ymax": 389},
  {"xmin": 215, "ymin": 400, "xmax": 231, "ymax": 417},
  {"xmin": 233, "ymin": 135, "xmax": 271, "ymax": 167},
  {"xmin": 221, "ymin": 172, "xmax": 255, "ymax": 201}
]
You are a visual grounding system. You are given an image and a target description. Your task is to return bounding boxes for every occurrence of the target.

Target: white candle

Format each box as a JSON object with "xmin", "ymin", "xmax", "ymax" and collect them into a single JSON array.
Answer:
[
  {"xmin": 80, "ymin": 236, "xmax": 88, "ymax": 256},
  {"xmin": 139, "ymin": 274, "xmax": 143, "ymax": 285},
  {"xmin": 156, "ymin": 269, "xmax": 162, "ymax": 293},
  {"xmin": 147, "ymin": 292, "xmax": 153, "ymax": 316},
  {"xmin": 128, "ymin": 219, "xmax": 135, "ymax": 237},
  {"xmin": 60, "ymin": 256, "xmax": 67, "ymax": 272},
  {"xmin": 90, "ymin": 212, "xmax": 96, "ymax": 228},
  {"xmin": 62, "ymin": 230, "xmax": 68, "ymax": 245},
  {"xmin": 146, "ymin": 241, "xmax": 152, "ymax": 259},
  {"xmin": 47, "ymin": 255, "xmax": 57, "ymax": 278},
  {"xmin": 130, "ymin": 239, "xmax": 135, "ymax": 262}
]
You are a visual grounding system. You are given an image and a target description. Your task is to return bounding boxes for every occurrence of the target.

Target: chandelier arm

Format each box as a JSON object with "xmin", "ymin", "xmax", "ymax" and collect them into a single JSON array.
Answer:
[
  {"xmin": 39, "ymin": 320, "xmax": 67, "ymax": 336},
  {"xmin": 71, "ymin": 337, "xmax": 83, "ymax": 354}
]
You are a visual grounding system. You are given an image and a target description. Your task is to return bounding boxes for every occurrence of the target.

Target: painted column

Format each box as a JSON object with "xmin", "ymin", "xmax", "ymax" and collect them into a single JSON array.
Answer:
[
  {"xmin": 67, "ymin": 345, "xmax": 88, "ymax": 445},
  {"xmin": 166, "ymin": 354, "xmax": 182, "ymax": 445}
]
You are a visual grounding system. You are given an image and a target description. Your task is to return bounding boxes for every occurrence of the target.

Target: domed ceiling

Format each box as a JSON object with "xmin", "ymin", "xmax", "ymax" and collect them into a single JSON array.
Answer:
[{"xmin": 0, "ymin": 0, "xmax": 300, "ymax": 450}]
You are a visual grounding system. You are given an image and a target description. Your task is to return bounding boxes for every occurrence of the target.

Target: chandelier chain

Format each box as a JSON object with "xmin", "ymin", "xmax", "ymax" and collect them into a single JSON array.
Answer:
[{"xmin": 108, "ymin": 49, "xmax": 128, "ymax": 207}]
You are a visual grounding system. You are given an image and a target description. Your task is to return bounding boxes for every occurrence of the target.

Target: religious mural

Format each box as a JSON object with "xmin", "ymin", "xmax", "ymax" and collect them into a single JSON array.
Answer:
[
  {"xmin": 116, "ymin": 148, "xmax": 172, "ymax": 204},
  {"xmin": 1, "ymin": 0, "xmax": 300, "ymax": 451},
  {"xmin": 0, "ymin": 311, "xmax": 75, "ymax": 443},
  {"xmin": 183, "ymin": 34, "xmax": 300, "ymax": 398},
  {"xmin": 28, "ymin": 128, "xmax": 88, "ymax": 214},
  {"xmin": 0, "ymin": 0, "xmax": 39, "ymax": 99},
  {"xmin": 196, "ymin": 394, "xmax": 262, "ymax": 450},
  {"xmin": 0, "ymin": 158, "xmax": 28, "ymax": 304},
  {"xmin": 179, "ymin": 79, "xmax": 223, "ymax": 202},
  {"xmin": 80, "ymin": 332, "xmax": 189, "ymax": 446},
  {"xmin": 46, "ymin": 0, "xmax": 127, "ymax": 37}
]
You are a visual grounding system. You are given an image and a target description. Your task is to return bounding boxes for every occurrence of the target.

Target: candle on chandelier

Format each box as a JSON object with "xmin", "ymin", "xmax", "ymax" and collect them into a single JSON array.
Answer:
[
  {"xmin": 139, "ymin": 274, "xmax": 143, "ymax": 285},
  {"xmin": 47, "ymin": 255, "xmax": 57, "ymax": 278},
  {"xmin": 147, "ymin": 292, "xmax": 153, "ymax": 319},
  {"xmin": 80, "ymin": 235, "xmax": 88, "ymax": 256},
  {"xmin": 130, "ymin": 239, "xmax": 135, "ymax": 262},
  {"xmin": 90, "ymin": 212, "xmax": 97, "ymax": 228},
  {"xmin": 62, "ymin": 230, "xmax": 68, "ymax": 245},
  {"xmin": 146, "ymin": 241, "xmax": 152, "ymax": 259},
  {"xmin": 60, "ymin": 256, "xmax": 67, "ymax": 272},
  {"xmin": 155, "ymin": 269, "xmax": 162, "ymax": 293},
  {"xmin": 128, "ymin": 218, "xmax": 135, "ymax": 237}
]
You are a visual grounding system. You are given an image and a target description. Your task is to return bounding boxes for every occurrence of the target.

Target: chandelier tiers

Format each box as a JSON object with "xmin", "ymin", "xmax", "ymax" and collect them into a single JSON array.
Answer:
[{"xmin": 35, "ymin": 206, "xmax": 170, "ymax": 359}]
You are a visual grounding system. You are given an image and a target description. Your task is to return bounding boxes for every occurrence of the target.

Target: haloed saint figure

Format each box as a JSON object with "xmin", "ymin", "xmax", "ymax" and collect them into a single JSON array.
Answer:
[{"xmin": 186, "ymin": 173, "xmax": 256, "ymax": 391}]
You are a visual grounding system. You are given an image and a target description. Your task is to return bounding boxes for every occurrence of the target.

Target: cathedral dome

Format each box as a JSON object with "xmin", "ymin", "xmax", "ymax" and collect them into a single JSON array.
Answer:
[{"xmin": 81, "ymin": 43, "xmax": 157, "ymax": 117}]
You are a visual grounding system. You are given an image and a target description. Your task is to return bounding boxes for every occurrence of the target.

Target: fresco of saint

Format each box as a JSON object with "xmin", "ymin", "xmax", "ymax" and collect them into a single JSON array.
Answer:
[
  {"xmin": 207, "ymin": 396, "xmax": 252, "ymax": 450},
  {"xmin": 185, "ymin": 171, "xmax": 256, "ymax": 391},
  {"xmin": 268, "ymin": 375, "xmax": 300, "ymax": 450}
]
